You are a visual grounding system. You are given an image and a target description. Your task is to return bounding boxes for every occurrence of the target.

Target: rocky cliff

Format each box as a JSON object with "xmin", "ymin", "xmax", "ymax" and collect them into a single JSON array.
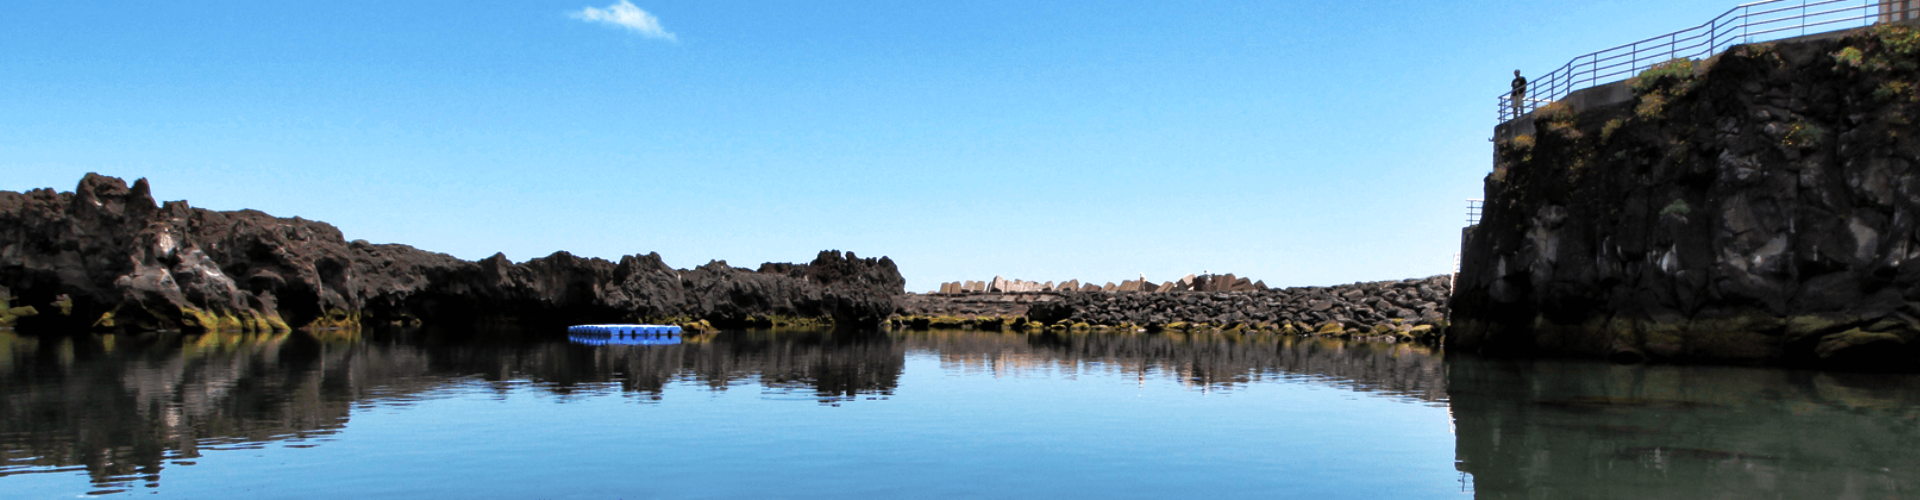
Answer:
[
  {"xmin": 1452, "ymin": 25, "xmax": 1920, "ymax": 368},
  {"xmin": 0, "ymin": 174, "xmax": 904, "ymax": 334}
]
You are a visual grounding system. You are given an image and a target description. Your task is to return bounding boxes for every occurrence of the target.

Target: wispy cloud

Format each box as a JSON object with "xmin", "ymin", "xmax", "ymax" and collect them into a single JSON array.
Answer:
[{"xmin": 569, "ymin": 1, "xmax": 677, "ymax": 42}]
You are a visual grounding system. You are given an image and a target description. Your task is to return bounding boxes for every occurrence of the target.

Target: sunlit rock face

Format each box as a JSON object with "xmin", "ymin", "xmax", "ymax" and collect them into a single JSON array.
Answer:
[
  {"xmin": 1448, "ymin": 355, "xmax": 1920, "ymax": 498},
  {"xmin": 0, "ymin": 174, "xmax": 905, "ymax": 334},
  {"xmin": 1452, "ymin": 26, "xmax": 1920, "ymax": 369}
]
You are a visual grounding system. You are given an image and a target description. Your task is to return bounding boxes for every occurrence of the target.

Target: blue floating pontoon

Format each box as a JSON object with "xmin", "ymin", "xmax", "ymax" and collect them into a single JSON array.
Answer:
[
  {"xmin": 566, "ymin": 324, "xmax": 685, "ymax": 346},
  {"xmin": 567, "ymin": 324, "xmax": 684, "ymax": 336}
]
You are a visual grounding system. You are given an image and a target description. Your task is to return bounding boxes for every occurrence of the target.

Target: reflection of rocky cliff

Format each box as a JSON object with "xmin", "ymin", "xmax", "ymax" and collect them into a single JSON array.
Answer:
[
  {"xmin": 0, "ymin": 327, "xmax": 1449, "ymax": 493},
  {"xmin": 907, "ymin": 330, "xmax": 1447, "ymax": 402},
  {"xmin": 421, "ymin": 330, "xmax": 906, "ymax": 401},
  {"xmin": 0, "ymin": 327, "xmax": 920, "ymax": 492},
  {"xmin": 0, "ymin": 330, "xmax": 434, "ymax": 493},
  {"xmin": 1450, "ymin": 355, "xmax": 1920, "ymax": 498},
  {"xmin": 0, "ymin": 174, "xmax": 904, "ymax": 334}
]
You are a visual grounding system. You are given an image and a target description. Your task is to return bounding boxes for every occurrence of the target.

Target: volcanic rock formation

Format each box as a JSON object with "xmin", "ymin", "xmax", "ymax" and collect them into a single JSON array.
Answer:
[
  {"xmin": 1452, "ymin": 26, "xmax": 1920, "ymax": 368},
  {"xmin": 0, "ymin": 174, "xmax": 904, "ymax": 334}
]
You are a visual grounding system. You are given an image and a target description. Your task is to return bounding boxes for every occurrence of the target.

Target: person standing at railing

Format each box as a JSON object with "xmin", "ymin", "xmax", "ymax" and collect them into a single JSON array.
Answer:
[{"xmin": 1510, "ymin": 70, "xmax": 1528, "ymax": 121}]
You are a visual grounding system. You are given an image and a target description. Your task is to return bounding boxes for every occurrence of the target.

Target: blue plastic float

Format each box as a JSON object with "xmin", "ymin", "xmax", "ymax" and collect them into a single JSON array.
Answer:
[
  {"xmin": 567, "ymin": 324, "xmax": 684, "ymax": 335},
  {"xmin": 566, "ymin": 324, "xmax": 685, "ymax": 346}
]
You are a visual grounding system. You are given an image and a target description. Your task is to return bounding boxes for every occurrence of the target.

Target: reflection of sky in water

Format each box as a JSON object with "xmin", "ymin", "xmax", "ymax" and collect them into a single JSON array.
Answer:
[{"xmin": 3, "ymin": 329, "xmax": 1917, "ymax": 498}]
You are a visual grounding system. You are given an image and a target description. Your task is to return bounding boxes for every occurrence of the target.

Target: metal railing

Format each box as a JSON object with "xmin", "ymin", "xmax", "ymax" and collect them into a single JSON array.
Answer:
[
  {"xmin": 1454, "ymin": 199, "xmax": 1483, "ymax": 293},
  {"xmin": 1498, "ymin": 0, "xmax": 1908, "ymax": 123}
]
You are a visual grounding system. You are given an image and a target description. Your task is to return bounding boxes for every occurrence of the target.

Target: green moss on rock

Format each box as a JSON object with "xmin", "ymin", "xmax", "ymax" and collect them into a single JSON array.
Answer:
[{"xmin": 1815, "ymin": 328, "xmax": 1906, "ymax": 360}]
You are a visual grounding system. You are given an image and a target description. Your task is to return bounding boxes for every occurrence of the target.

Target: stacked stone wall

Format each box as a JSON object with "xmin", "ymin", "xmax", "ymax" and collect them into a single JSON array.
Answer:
[{"xmin": 899, "ymin": 275, "xmax": 1451, "ymax": 342}]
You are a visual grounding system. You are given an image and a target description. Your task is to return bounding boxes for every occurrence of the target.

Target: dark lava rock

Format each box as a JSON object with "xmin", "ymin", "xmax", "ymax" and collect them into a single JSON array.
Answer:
[
  {"xmin": 1452, "ymin": 27, "xmax": 1920, "ymax": 369},
  {"xmin": 1024, "ymin": 299, "xmax": 1075, "ymax": 324},
  {"xmin": 0, "ymin": 174, "xmax": 904, "ymax": 334},
  {"xmin": 995, "ymin": 275, "xmax": 1451, "ymax": 339}
]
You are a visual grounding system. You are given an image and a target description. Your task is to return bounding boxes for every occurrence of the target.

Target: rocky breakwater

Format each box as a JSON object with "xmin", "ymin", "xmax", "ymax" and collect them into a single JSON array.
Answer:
[
  {"xmin": 934, "ymin": 272, "xmax": 1266, "ymax": 293},
  {"xmin": 0, "ymin": 174, "xmax": 905, "ymax": 334},
  {"xmin": 1453, "ymin": 25, "xmax": 1920, "ymax": 369},
  {"xmin": 895, "ymin": 291, "xmax": 1062, "ymax": 328},
  {"xmin": 900, "ymin": 275, "xmax": 1452, "ymax": 342}
]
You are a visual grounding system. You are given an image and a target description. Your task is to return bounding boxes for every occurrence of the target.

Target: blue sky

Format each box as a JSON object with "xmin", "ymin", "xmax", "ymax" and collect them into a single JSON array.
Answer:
[{"xmin": 3, "ymin": 1, "xmax": 1743, "ymax": 291}]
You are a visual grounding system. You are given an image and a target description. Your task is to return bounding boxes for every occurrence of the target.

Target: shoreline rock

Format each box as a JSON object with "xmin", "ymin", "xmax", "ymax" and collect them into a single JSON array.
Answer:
[
  {"xmin": 0, "ymin": 174, "xmax": 905, "ymax": 334},
  {"xmin": 1452, "ymin": 26, "xmax": 1920, "ymax": 369}
]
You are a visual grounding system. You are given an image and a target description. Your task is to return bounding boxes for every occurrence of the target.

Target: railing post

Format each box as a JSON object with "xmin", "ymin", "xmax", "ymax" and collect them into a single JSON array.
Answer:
[{"xmin": 1582, "ymin": 55, "xmax": 1592, "ymax": 88}]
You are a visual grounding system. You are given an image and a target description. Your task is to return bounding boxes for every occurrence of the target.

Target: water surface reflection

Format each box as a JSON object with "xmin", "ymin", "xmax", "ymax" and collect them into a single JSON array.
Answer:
[
  {"xmin": 23, "ymin": 327, "xmax": 1917, "ymax": 498},
  {"xmin": 0, "ymin": 330, "xmax": 430, "ymax": 493},
  {"xmin": 913, "ymin": 330, "xmax": 1445, "ymax": 402},
  {"xmin": 1450, "ymin": 355, "xmax": 1920, "ymax": 499},
  {"xmin": 0, "ymin": 328, "xmax": 1440, "ymax": 493}
]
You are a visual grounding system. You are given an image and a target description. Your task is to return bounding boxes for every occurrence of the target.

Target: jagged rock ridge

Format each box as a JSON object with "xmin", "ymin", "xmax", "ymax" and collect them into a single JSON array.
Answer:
[{"xmin": 0, "ymin": 174, "xmax": 904, "ymax": 333}]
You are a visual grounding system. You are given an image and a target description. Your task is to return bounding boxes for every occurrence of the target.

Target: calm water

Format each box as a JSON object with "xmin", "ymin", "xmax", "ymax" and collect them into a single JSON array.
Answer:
[{"xmin": 1, "ymin": 328, "xmax": 1915, "ymax": 499}]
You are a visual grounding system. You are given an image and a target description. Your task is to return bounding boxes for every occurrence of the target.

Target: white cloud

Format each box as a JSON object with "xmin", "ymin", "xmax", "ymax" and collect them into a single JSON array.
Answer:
[{"xmin": 569, "ymin": 1, "xmax": 677, "ymax": 41}]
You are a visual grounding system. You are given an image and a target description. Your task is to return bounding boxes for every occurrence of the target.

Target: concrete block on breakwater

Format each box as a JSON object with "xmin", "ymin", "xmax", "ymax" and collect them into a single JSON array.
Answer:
[{"xmin": 932, "ymin": 272, "xmax": 1267, "ymax": 294}]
